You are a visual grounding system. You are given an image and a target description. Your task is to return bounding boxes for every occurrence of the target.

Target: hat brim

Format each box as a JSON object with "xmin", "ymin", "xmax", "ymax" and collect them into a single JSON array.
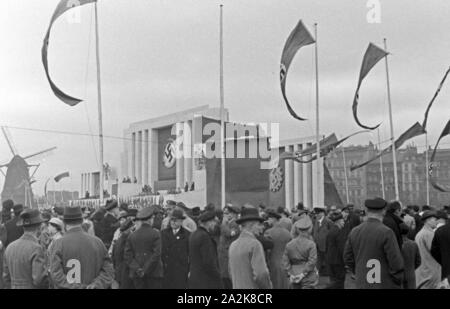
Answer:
[
  {"xmin": 421, "ymin": 214, "xmax": 438, "ymax": 222},
  {"xmin": 16, "ymin": 217, "xmax": 46, "ymax": 227},
  {"xmin": 236, "ymin": 216, "xmax": 265, "ymax": 224}
]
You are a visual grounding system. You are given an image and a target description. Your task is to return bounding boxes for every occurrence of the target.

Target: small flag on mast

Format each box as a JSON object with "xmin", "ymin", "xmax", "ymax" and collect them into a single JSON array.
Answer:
[
  {"xmin": 42, "ymin": 0, "xmax": 96, "ymax": 106},
  {"xmin": 429, "ymin": 120, "xmax": 450, "ymax": 192},
  {"xmin": 280, "ymin": 20, "xmax": 315, "ymax": 121},
  {"xmin": 352, "ymin": 43, "xmax": 388, "ymax": 130},
  {"xmin": 54, "ymin": 171, "xmax": 70, "ymax": 183}
]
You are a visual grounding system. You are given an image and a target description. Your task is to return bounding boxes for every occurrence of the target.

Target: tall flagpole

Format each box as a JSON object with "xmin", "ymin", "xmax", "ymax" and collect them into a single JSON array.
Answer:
[
  {"xmin": 314, "ymin": 23, "xmax": 321, "ymax": 207},
  {"xmin": 383, "ymin": 38, "xmax": 399, "ymax": 201},
  {"xmin": 377, "ymin": 128, "xmax": 386, "ymax": 199},
  {"xmin": 95, "ymin": 2, "xmax": 105, "ymax": 203},
  {"xmin": 425, "ymin": 133, "xmax": 430, "ymax": 205},
  {"xmin": 219, "ymin": 5, "xmax": 226, "ymax": 209},
  {"xmin": 341, "ymin": 146, "xmax": 350, "ymax": 204}
]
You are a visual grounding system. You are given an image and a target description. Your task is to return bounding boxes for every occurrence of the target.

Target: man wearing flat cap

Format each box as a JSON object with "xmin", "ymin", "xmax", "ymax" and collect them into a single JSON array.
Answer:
[
  {"xmin": 124, "ymin": 205, "xmax": 163, "ymax": 289},
  {"xmin": 344, "ymin": 197, "xmax": 404, "ymax": 289},
  {"xmin": 49, "ymin": 206, "xmax": 114, "ymax": 289},
  {"xmin": 188, "ymin": 210, "xmax": 222, "ymax": 289},
  {"xmin": 218, "ymin": 204, "xmax": 240, "ymax": 289},
  {"xmin": 229, "ymin": 207, "xmax": 272, "ymax": 289},
  {"xmin": 415, "ymin": 210, "xmax": 441, "ymax": 289},
  {"xmin": 3, "ymin": 208, "xmax": 48, "ymax": 289}
]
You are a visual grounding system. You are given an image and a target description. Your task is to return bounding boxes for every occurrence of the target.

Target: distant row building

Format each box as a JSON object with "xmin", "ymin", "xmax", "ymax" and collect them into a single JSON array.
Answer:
[{"xmin": 326, "ymin": 143, "xmax": 450, "ymax": 207}]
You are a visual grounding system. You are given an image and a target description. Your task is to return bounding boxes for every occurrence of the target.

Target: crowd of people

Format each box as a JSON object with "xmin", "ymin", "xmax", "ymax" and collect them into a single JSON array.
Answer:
[{"xmin": 0, "ymin": 197, "xmax": 449, "ymax": 289}]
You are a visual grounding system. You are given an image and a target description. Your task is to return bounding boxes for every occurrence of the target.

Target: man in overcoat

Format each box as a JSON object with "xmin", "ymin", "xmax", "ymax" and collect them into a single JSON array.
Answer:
[
  {"xmin": 229, "ymin": 207, "xmax": 272, "ymax": 289},
  {"xmin": 312, "ymin": 206, "xmax": 333, "ymax": 276},
  {"xmin": 217, "ymin": 204, "xmax": 240, "ymax": 289},
  {"xmin": 3, "ymin": 208, "xmax": 48, "ymax": 289},
  {"xmin": 415, "ymin": 210, "xmax": 441, "ymax": 289},
  {"xmin": 124, "ymin": 206, "xmax": 163, "ymax": 289},
  {"xmin": 264, "ymin": 209, "xmax": 291, "ymax": 289},
  {"xmin": 49, "ymin": 206, "xmax": 114, "ymax": 289},
  {"xmin": 161, "ymin": 209, "xmax": 190, "ymax": 289},
  {"xmin": 188, "ymin": 210, "xmax": 222, "ymax": 289},
  {"xmin": 325, "ymin": 212, "xmax": 347, "ymax": 289},
  {"xmin": 431, "ymin": 214, "xmax": 450, "ymax": 288},
  {"xmin": 344, "ymin": 197, "xmax": 404, "ymax": 289},
  {"xmin": 112, "ymin": 217, "xmax": 134, "ymax": 289},
  {"xmin": 4, "ymin": 204, "xmax": 24, "ymax": 247}
]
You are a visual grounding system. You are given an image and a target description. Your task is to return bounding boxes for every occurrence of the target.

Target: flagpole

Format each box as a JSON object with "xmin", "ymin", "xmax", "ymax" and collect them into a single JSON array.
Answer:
[
  {"xmin": 383, "ymin": 38, "xmax": 399, "ymax": 201},
  {"xmin": 94, "ymin": 2, "xmax": 105, "ymax": 204},
  {"xmin": 425, "ymin": 132, "xmax": 430, "ymax": 205},
  {"xmin": 314, "ymin": 23, "xmax": 321, "ymax": 207},
  {"xmin": 219, "ymin": 4, "xmax": 226, "ymax": 209},
  {"xmin": 341, "ymin": 146, "xmax": 350, "ymax": 204},
  {"xmin": 377, "ymin": 128, "xmax": 386, "ymax": 199}
]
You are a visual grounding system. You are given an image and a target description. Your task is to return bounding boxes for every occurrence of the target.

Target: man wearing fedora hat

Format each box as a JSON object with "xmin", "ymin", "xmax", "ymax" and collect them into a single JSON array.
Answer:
[
  {"xmin": 100, "ymin": 200, "xmax": 120, "ymax": 250},
  {"xmin": 112, "ymin": 217, "xmax": 135, "ymax": 289},
  {"xmin": 188, "ymin": 210, "xmax": 222, "ymax": 289},
  {"xmin": 49, "ymin": 206, "xmax": 114, "ymax": 289},
  {"xmin": 344, "ymin": 198, "xmax": 404, "ymax": 289},
  {"xmin": 264, "ymin": 208, "xmax": 291, "ymax": 289},
  {"xmin": 415, "ymin": 210, "xmax": 441, "ymax": 289},
  {"xmin": 3, "ymin": 208, "xmax": 48, "ymax": 289},
  {"xmin": 161, "ymin": 209, "xmax": 190, "ymax": 289},
  {"xmin": 325, "ymin": 212, "xmax": 347, "ymax": 289},
  {"xmin": 312, "ymin": 206, "xmax": 333, "ymax": 277},
  {"xmin": 124, "ymin": 205, "xmax": 163, "ymax": 289},
  {"xmin": 229, "ymin": 207, "xmax": 272, "ymax": 289},
  {"xmin": 218, "ymin": 204, "xmax": 240, "ymax": 289}
]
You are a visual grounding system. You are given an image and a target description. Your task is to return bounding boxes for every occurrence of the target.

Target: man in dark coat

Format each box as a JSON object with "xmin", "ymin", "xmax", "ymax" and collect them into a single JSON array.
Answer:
[
  {"xmin": 124, "ymin": 206, "xmax": 163, "ymax": 289},
  {"xmin": 188, "ymin": 210, "xmax": 222, "ymax": 289},
  {"xmin": 49, "ymin": 206, "xmax": 114, "ymax": 289},
  {"xmin": 217, "ymin": 204, "xmax": 240, "ymax": 289},
  {"xmin": 312, "ymin": 206, "xmax": 333, "ymax": 276},
  {"xmin": 383, "ymin": 201, "xmax": 404, "ymax": 249},
  {"xmin": 325, "ymin": 212, "xmax": 347, "ymax": 289},
  {"xmin": 344, "ymin": 198, "xmax": 404, "ymax": 289},
  {"xmin": 400, "ymin": 223, "xmax": 420, "ymax": 289},
  {"xmin": 341, "ymin": 204, "xmax": 361, "ymax": 238},
  {"xmin": 0, "ymin": 199, "xmax": 13, "ymax": 289},
  {"xmin": 431, "ymin": 217, "xmax": 450, "ymax": 286},
  {"xmin": 4, "ymin": 204, "xmax": 24, "ymax": 247},
  {"xmin": 100, "ymin": 200, "xmax": 120, "ymax": 249},
  {"xmin": 161, "ymin": 209, "xmax": 190, "ymax": 289},
  {"xmin": 112, "ymin": 218, "xmax": 134, "ymax": 289}
]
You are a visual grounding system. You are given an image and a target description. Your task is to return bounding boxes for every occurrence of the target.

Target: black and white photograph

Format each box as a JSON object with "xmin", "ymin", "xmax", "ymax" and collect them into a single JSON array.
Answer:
[{"xmin": 1, "ymin": 0, "xmax": 450, "ymax": 296}]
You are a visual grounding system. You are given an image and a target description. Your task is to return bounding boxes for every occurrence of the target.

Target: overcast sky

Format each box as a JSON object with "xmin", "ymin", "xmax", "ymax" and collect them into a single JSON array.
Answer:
[{"xmin": 1, "ymin": 0, "xmax": 450, "ymax": 195}]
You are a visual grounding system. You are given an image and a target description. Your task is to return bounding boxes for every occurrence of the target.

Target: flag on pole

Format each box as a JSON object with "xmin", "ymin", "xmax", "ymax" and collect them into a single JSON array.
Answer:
[
  {"xmin": 42, "ymin": 0, "xmax": 96, "ymax": 106},
  {"xmin": 280, "ymin": 20, "xmax": 315, "ymax": 121},
  {"xmin": 54, "ymin": 171, "xmax": 70, "ymax": 183},
  {"xmin": 350, "ymin": 122, "xmax": 425, "ymax": 171},
  {"xmin": 422, "ymin": 67, "xmax": 450, "ymax": 129},
  {"xmin": 352, "ymin": 43, "xmax": 388, "ymax": 130},
  {"xmin": 273, "ymin": 130, "xmax": 368, "ymax": 165},
  {"xmin": 429, "ymin": 120, "xmax": 450, "ymax": 192}
]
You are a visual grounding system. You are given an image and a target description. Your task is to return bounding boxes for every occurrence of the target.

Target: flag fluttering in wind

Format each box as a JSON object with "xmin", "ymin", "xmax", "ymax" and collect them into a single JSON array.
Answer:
[
  {"xmin": 422, "ymin": 67, "xmax": 450, "ymax": 130},
  {"xmin": 280, "ymin": 20, "xmax": 315, "ymax": 121},
  {"xmin": 42, "ymin": 0, "xmax": 96, "ymax": 106},
  {"xmin": 54, "ymin": 171, "xmax": 70, "ymax": 183},
  {"xmin": 352, "ymin": 43, "xmax": 388, "ymax": 130},
  {"xmin": 350, "ymin": 122, "xmax": 426, "ymax": 171},
  {"xmin": 429, "ymin": 120, "xmax": 450, "ymax": 192},
  {"xmin": 273, "ymin": 130, "xmax": 368, "ymax": 165}
]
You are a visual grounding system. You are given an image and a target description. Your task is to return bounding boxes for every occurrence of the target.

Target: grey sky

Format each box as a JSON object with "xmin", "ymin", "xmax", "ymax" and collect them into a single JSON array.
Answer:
[{"xmin": 1, "ymin": 0, "xmax": 450, "ymax": 195}]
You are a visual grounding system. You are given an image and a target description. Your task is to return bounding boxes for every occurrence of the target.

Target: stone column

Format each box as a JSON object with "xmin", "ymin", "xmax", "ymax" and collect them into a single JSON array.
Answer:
[
  {"xmin": 284, "ymin": 145, "xmax": 295, "ymax": 211},
  {"xmin": 293, "ymin": 144, "xmax": 303, "ymax": 206},
  {"xmin": 184, "ymin": 121, "xmax": 193, "ymax": 187},
  {"xmin": 176, "ymin": 122, "xmax": 185, "ymax": 191}
]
